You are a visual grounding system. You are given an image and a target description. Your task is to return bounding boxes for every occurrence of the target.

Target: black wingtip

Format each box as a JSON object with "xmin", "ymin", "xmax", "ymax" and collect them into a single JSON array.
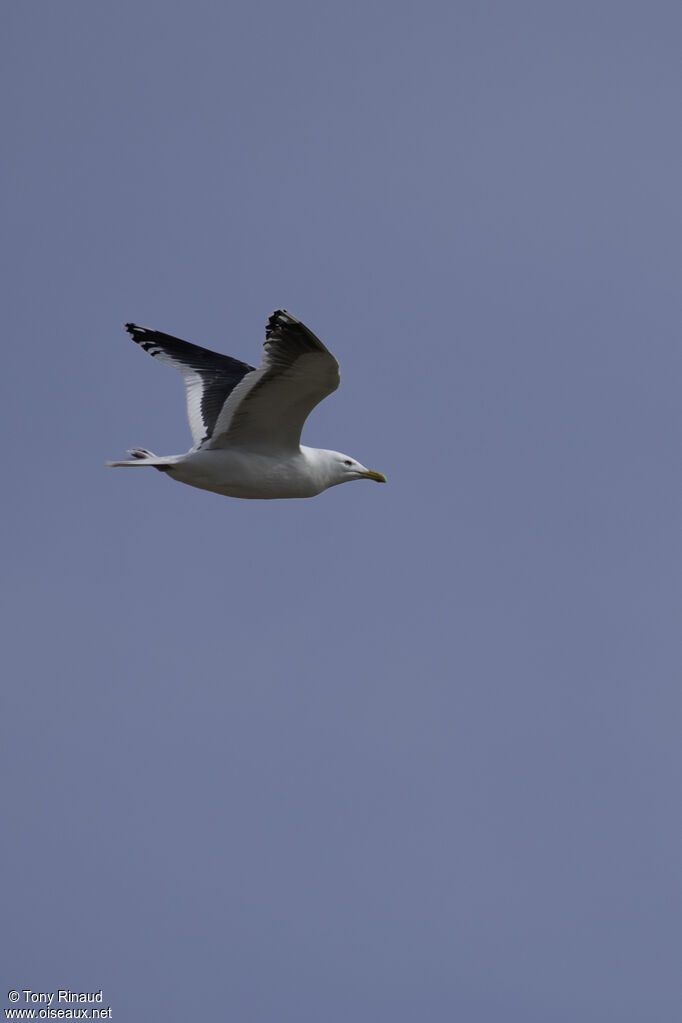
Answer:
[
  {"xmin": 124, "ymin": 323, "xmax": 160, "ymax": 354},
  {"xmin": 125, "ymin": 323, "xmax": 156, "ymax": 346},
  {"xmin": 266, "ymin": 309, "xmax": 300, "ymax": 339}
]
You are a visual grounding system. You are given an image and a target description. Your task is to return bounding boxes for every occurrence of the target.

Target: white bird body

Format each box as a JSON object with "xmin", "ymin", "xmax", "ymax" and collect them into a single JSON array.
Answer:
[
  {"xmin": 107, "ymin": 310, "xmax": 386, "ymax": 500},
  {"xmin": 118, "ymin": 446, "xmax": 354, "ymax": 499}
]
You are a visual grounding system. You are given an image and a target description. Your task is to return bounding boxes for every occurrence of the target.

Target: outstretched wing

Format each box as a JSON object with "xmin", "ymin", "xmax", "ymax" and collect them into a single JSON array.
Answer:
[
  {"xmin": 124, "ymin": 324, "xmax": 255, "ymax": 448},
  {"xmin": 206, "ymin": 310, "xmax": 340, "ymax": 452}
]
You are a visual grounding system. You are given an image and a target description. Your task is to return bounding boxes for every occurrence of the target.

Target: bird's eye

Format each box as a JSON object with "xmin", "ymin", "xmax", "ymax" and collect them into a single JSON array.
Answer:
[{"xmin": 344, "ymin": 459, "xmax": 353, "ymax": 466}]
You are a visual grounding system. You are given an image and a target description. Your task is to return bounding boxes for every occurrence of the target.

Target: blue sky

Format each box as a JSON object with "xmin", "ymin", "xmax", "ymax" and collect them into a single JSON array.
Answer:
[{"xmin": 3, "ymin": 2, "xmax": 681, "ymax": 1020}]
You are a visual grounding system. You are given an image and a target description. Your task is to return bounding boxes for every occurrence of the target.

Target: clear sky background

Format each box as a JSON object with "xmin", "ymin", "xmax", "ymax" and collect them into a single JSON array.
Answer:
[{"xmin": 3, "ymin": 2, "xmax": 681, "ymax": 1020}]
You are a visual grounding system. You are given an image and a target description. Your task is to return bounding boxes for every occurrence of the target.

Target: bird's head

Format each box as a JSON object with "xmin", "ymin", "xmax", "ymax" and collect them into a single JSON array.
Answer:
[{"xmin": 326, "ymin": 451, "xmax": 387, "ymax": 487}]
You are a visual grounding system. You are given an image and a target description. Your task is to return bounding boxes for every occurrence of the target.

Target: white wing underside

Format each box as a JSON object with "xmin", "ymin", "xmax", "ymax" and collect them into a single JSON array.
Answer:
[
  {"xmin": 185, "ymin": 373, "xmax": 212, "ymax": 447},
  {"xmin": 208, "ymin": 351, "xmax": 339, "ymax": 452}
]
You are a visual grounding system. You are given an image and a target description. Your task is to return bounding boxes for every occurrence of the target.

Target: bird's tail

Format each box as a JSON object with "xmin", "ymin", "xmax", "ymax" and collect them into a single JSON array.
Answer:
[{"xmin": 106, "ymin": 448, "xmax": 172, "ymax": 470}]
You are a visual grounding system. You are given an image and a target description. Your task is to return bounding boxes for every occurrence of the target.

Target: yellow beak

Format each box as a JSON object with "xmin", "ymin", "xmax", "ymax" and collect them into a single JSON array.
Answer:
[{"xmin": 361, "ymin": 469, "xmax": 387, "ymax": 483}]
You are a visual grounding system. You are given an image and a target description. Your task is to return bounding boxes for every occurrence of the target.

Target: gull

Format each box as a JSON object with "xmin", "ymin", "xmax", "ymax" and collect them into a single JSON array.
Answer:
[{"xmin": 107, "ymin": 309, "xmax": 387, "ymax": 499}]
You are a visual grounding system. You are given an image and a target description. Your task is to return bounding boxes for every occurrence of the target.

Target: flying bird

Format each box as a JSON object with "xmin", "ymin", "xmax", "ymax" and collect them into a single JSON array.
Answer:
[{"xmin": 107, "ymin": 309, "xmax": 387, "ymax": 499}]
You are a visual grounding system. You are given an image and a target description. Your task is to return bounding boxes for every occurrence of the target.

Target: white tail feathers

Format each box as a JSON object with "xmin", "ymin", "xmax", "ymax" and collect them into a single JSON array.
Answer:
[
  {"xmin": 106, "ymin": 448, "xmax": 167, "ymax": 468},
  {"xmin": 128, "ymin": 447, "xmax": 157, "ymax": 459}
]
